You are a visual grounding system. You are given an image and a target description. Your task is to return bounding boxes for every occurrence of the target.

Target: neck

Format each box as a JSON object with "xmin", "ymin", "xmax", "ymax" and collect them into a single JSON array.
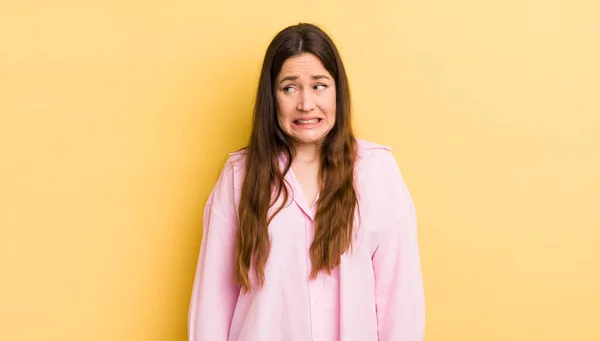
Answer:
[{"xmin": 293, "ymin": 142, "xmax": 321, "ymax": 163}]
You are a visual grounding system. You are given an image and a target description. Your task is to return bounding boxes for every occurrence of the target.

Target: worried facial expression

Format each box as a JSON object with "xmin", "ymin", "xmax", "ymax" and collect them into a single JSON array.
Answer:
[{"xmin": 275, "ymin": 53, "xmax": 336, "ymax": 147}]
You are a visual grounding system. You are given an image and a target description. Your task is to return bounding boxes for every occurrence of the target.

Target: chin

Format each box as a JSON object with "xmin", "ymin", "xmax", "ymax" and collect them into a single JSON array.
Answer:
[
  {"xmin": 284, "ymin": 125, "xmax": 333, "ymax": 145},
  {"xmin": 295, "ymin": 134, "xmax": 328, "ymax": 145}
]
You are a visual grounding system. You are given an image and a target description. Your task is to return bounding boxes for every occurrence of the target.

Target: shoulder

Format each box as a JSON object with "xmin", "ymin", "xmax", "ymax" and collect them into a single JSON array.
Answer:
[
  {"xmin": 356, "ymin": 138, "xmax": 393, "ymax": 153},
  {"xmin": 354, "ymin": 138, "xmax": 415, "ymax": 222},
  {"xmin": 227, "ymin": 148, "xmax": 247, "ymax": 170},
  {"xmin": 208, "ymin": 148, "xmax": 247, "ymax": 187},
  {"xmin": 355, "ymin": 138, "xmax": 397, "ymax": 172},
  {"xmin": 220, "ymin": 148, "xmax": 247, "ymax": 191},
  {"xmin": 355, "ymin": 138, "xmax": 409, "ymax": 196},
  {"xmin": 206, "ymin": 148, "xmax": 246, "ymax": 214}
]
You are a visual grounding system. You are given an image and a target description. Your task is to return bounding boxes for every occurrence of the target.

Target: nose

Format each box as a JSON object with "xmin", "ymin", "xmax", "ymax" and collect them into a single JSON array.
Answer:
[{"xmin": 296, "ymin": 90, "xmax": 316, "ymax": 112}]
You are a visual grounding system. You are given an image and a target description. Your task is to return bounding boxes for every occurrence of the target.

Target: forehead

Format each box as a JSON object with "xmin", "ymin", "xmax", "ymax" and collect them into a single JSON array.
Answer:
[{"xmin": 278, "ymin": 53, "xmax": 331, "ymax": 78}]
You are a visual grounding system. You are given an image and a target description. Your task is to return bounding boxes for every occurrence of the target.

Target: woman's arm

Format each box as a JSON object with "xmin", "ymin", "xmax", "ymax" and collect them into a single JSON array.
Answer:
[
  {"xmin": 188, "ymin": 158, "xmax": 241, "ymax": 341},
  {"xmin": 371, "ymin": 152, "xmax": 425, "ymax": 341}
]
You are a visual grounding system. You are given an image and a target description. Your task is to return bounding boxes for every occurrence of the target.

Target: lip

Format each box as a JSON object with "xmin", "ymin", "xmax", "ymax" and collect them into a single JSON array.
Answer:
[
  {"xmin": 294, "ymin": 116, "xmax": 321, "ymax": 121},
  {"xmin": 293, "ymin": 117, "xmax": 323, "ymax": 128}
]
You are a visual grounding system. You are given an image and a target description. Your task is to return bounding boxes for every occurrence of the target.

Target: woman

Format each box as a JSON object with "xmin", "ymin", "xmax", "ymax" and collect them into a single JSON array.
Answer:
[{"xmin": 188, "ymin": 23, "xmax": 425, "ymax": 341}]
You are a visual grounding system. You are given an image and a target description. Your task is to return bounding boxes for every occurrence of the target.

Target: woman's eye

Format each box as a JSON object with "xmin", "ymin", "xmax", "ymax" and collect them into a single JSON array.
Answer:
[
  {"xmin": 283, "ymin": 86, "xmax": 297, "ymax": 93},
  {"xmin": 314, "ymin": 84, "xmax": 327, "ymax": 91}
]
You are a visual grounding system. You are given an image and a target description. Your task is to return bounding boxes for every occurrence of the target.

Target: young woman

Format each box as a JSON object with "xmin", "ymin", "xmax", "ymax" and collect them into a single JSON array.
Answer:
[{"xmin": 189, "ymin": 23, "xmax": 425, "ymax": 341}]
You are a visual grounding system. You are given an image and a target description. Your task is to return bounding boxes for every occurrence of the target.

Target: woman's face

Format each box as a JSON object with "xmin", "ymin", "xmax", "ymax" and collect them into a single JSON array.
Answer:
[{"xmin": 275, "ymin": 53, "xmax": 336, "ymax": 147}]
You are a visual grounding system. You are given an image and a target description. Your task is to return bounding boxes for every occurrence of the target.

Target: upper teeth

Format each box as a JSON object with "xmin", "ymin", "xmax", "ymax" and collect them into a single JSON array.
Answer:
[{"xmin": 297, "ymin": 119, "xmax": 319, "ymax": 124}]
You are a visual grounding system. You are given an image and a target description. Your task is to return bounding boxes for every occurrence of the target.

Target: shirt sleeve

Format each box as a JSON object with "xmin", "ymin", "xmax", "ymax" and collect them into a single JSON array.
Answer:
[
  {"xmin": 188, "ymin": 157, "xmax": 241, "ymax": 341},
  {"xmin": 371, "ymin": 152, "xmax": 426, "ymax": 341}
]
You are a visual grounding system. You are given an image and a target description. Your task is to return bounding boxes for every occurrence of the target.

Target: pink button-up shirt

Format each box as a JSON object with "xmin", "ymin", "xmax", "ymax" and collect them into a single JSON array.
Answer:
[{"xmin": 188, "ymin": 139, "xmax": 425, "ymax": 341}]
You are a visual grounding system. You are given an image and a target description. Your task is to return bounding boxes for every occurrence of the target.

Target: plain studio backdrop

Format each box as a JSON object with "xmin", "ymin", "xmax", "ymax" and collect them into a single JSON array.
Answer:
[{"xmin": 0, "ymin": 1, "xmax": 598, "ymax": 340}]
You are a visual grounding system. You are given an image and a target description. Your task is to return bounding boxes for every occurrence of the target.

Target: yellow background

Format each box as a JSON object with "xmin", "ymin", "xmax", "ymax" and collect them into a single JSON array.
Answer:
[{"xmin": 1, "ymin": 1, "xmax": 598, "ymax": 340}]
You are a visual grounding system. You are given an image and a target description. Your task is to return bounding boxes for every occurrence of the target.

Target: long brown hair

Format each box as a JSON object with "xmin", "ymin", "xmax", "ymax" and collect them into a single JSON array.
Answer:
[{"xmin": 235, "ymin": 23, "xmax": 358, "ymax": 293}]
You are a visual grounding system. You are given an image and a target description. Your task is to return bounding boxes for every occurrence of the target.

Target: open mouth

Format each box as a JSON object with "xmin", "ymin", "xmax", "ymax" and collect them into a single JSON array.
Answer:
[{"xmin": 293, "ymin": 118, "xmax": 322, "ymax": 126}]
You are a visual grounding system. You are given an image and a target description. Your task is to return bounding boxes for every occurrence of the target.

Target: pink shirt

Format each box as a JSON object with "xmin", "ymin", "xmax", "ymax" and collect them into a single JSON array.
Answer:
[{"xmin": 188, "ymin": 139, "xmax": 425, "ymax": 341}]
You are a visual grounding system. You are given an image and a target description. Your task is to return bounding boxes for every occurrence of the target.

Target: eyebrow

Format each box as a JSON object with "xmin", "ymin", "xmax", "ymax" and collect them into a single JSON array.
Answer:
[{"xmin": 279, "ymin": 75, "xmax": 331, "ymax": 84}]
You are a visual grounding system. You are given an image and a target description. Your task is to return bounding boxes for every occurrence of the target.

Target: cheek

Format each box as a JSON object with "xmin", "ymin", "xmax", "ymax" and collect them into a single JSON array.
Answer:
[
  {"xmin": 324, "ymin": 93, "xmax": 337, "ymax": 118},
  {"xmin": 275, "ymin": 96, "xmax": 288, "ymax": 123},
  {"xmin": 276, "ymin": 98, "xmax": 295, "ymax": 122}
]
